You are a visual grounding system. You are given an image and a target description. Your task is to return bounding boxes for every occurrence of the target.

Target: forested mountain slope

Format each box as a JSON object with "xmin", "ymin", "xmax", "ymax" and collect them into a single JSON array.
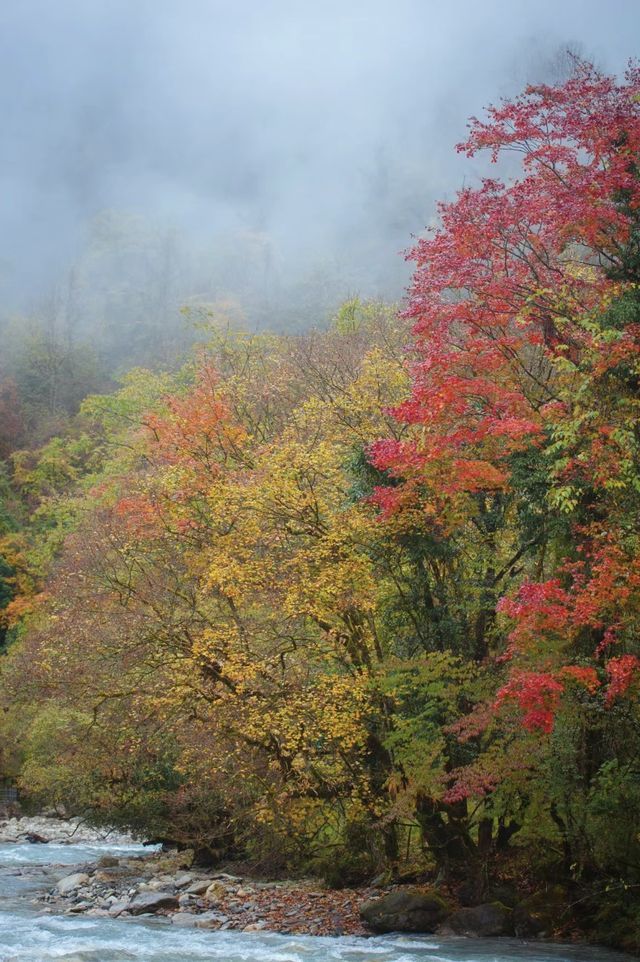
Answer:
[{"xmin": 1, "ymin": 61, "xmax": 640, "ymax": 952}]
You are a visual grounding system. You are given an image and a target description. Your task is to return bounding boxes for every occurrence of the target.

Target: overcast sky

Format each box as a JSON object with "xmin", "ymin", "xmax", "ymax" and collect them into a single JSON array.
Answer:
[{"xmin": 1, "ymin": 0, "xmax": 639, "ymax": 312}]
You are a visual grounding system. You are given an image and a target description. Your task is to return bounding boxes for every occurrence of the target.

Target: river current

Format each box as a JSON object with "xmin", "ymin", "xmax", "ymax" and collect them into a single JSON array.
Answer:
[{"xmin": 0, "ymin": 842, "xmax": 633, "ymax": 962}]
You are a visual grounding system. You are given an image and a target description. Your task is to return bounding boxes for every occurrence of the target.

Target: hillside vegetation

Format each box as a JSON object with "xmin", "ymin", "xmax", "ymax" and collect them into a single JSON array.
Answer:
[{"xmin": 2, "ymin": 60, "xmax": 640, "ymax": 952}]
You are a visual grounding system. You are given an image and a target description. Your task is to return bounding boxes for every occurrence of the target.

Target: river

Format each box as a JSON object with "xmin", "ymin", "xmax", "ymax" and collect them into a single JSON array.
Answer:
[{"xmin": 0, "ymin": 841, "xmax": 633, "ymax": 962}]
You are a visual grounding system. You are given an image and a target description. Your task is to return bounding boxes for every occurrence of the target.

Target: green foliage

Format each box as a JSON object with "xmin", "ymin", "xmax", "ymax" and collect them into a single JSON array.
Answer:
[
  {"xmin": 380, "ymin": 653, "xmax": 477, "ymax": 792},
  {"xmin": 331, "ymin": 297, "xmax": 400, "ymax": 336},
  {"xmin": 18, "ymin": 704, "xmax": 183, "ymax": 838},
  {"xmin": 18, "ymin": 706, "xmax": 98, "ymax": 808}
]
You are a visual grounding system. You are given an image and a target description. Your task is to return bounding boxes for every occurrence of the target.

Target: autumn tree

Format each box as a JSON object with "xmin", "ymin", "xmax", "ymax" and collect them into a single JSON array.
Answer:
[
  {"xmin": 1, "ymin": 308, "xmax": 415, "ymax": 872},
  {"xmin": 371, "ymin": 59, "xmax": 640, "ymax": 902}
]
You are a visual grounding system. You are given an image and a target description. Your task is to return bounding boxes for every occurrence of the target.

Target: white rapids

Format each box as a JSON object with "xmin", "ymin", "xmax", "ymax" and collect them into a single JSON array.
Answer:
[{"xmin": 0, "ymin": 842, "xmax": 633, "ymax": 962}]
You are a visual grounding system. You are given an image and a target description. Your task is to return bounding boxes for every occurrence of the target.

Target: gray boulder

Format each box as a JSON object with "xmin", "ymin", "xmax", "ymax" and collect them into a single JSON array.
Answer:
[
  {"xmin": 439, "ymin": 902, "xmax": 512, "ymax": 937},
  {"xmin": 195, "ymin": 911, "xmax": 229, "ymax": 929},
  {"xmin": 68, "ymin": 901, "xmax": 92, "ymax": 913},
  {"xmin": 126, "ymin": 891, "xmax": 179, "ymax": 915},
  {"xmin": 55, "ymin": 873, "xmax": 90, "ymax": 895},
  {"xmin": 185, "ymin": 879, "xmax": 212, "ymax": 895},
  {"xmin": 108, "ymin": 899, "xmax": 130, "ymax": 917},
  {"xmin": 360, "ymin": 889, "xmax": 449, "ymax": 933},
  {"xmin": 171, "ymin": 912, "xmax": 200, "ymax": 926}
]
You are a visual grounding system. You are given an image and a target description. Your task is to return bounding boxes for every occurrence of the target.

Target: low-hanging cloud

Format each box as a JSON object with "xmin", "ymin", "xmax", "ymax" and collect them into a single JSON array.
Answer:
[{"xmin": 0, "ymin": 0, "xmax": 638, "ymax": 342}]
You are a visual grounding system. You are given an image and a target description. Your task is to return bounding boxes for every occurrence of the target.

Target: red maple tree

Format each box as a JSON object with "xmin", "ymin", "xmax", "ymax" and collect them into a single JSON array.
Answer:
[{"xmin": 371, "ymin": 59, "xmax": 640, "ymax": 734}]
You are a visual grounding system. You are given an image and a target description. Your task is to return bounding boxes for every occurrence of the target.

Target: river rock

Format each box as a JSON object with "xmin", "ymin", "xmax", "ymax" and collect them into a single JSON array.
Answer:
[
  {"xmin": 97, "ymin": 855, "xmax": 120, "ymax": 868},
  {"xmin": 204, "ymin": 880, "xmax": 227, "ymax": 902},
  {"xmin": 140, "ymin": 876, "xmax": 176, "ymax": 891},
  {"xmin": 151, "ymin": 850, "xmax": 194, "ymax": 874},
  {"xmin": 56, "ymin": 873, "xmax": 91, "ymax": 895},
  {"xmin": 68, "ymin": 901, "xmax": 92, "ymax": 913},
  {"xmin": 108, "ymin": 899, "xmax": 130, "ymax": 917},
  {"xmin": 360, "ymin": 889, "xmax": 450, "ymax": 933},
  {"xmin": 171, "ymin": 912, "xmax": 200, "ymax": 926},
  {"xmin": 439, "ymin": 902, "xmax": 512, "ymax": 937},
  {"xmin": 126, "ymin": 891, "xmax": 180, "ymax": 915},
  {"xmin": 185, "ymin": 879, "xmax": 212, "ymax": 895},
  {"xmin": 95, "ymin": 867, "xmax": 131, "ymax": 881},
  {"xmin": 195, "ymin": 911, "xmax": 229, "ymax": 929}
]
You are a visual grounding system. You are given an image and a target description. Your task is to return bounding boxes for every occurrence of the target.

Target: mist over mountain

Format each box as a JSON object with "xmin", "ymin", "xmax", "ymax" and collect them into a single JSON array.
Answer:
[{"xmin": 1, "ymin": 1, "xmax": 638, "ymax": 362}]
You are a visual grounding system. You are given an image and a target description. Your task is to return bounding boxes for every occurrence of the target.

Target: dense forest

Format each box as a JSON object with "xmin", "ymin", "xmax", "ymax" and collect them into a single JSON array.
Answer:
[{"xmin": 1, "ymin": 60, "xmax": 640, "ymax": 952}]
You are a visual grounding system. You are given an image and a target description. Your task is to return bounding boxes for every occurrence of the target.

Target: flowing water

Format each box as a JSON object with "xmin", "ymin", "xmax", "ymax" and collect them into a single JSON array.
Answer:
[{"xmin": 0, "ymin": 842, "xmax": 633, "ymax": 962}]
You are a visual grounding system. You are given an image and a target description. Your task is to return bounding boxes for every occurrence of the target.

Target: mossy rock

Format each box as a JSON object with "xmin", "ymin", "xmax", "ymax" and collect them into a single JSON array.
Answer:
[
  {"xmin": 439, "ymin": 901, "xmax": 513, "ymax": 937},
  {"xmin": 151, "ymin": 848, "xmax": 195, "ymax": 874},
  {"xmin": 360, "ymin": 887, "xmax": 450, "ymax": 933}
]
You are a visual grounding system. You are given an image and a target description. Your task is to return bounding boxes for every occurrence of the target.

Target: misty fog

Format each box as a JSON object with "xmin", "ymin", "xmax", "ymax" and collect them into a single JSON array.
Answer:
[{"xmin": 1, "ymin": 0, "xmax": 639, "ymax": 376}]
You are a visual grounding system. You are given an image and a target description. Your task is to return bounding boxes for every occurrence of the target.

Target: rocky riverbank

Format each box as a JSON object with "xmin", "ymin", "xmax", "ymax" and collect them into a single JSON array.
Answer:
[
  {"xmin": 37, "ymin": 848, "xmax": 377, "ymax": 936},
  {"xmin": 0, "ymin": 814, "xmax": 139, "ymax": 846},
  {"xmin": 0, "ymin": 816, "xmax": 600, "ymax": 944},
  {"xmin": 33, "ymin": 845, "xmax": 554, "ymax": 940}
]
